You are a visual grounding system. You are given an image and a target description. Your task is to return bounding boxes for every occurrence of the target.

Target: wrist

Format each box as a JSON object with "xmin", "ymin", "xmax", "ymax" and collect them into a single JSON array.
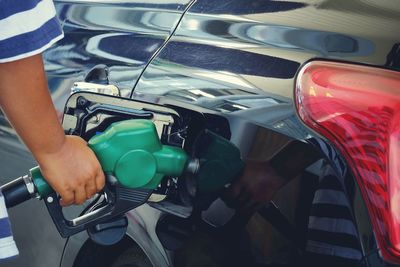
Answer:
[{"xmin": 34, "ymin": 133, "xmax": 67, "ymax": 166}]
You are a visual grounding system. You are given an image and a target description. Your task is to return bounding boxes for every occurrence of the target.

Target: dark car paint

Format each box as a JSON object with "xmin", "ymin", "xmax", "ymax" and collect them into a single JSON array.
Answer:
[
  {"xmin": 122, "ymin": 0, "xmax": 399, "ymax": 265},
  {"xmin": 0, "ymin": 0, "xmax": 399, "ymax": 267},
  {"xmin": 43, "ymin": 0, "xmax": 193, "ymax": 108},
  {"xmin": 47, "ymin": 0, "xmax": 400, "ymax": 265}
]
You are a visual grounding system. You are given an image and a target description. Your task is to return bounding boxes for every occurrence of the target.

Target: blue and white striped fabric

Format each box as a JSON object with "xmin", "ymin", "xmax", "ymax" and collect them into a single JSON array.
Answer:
[
  {"xmin": 0, "ymin": 0, "xmax": 63, "ymax": 260},
  {"xmin": 305, "ymin": 163, "xmax": 363, "ymax": 266},
  {"xmin": 0, "ymin": 191, "xmax": 18, "ymax": 261},
  {"xmin": 0, "ymin": 0, "xmax": 64, "ymax": 63}
]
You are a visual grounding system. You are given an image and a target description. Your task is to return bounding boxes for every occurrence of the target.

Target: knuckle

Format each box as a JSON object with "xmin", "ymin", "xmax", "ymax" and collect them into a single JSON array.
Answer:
[
  {"xmin": 99, "ymin": 182, "xmax": 105, "ymax": 190},
  {"xmin": 83, "ymin": 173, "xmax": 92, "ymax": 181},
  {"xmin": 61, "ymin": 190, "xmax": 73, "ymax": 200},
  {"xmin": 60, "ymin": 182, "xmax": 72, "ymax": 192},
  {"xmin": 97, "ymin": 177, "xmax": 105, "ymax": 187},
  {"xmin": 63, "ymin": 195, "xmax": 73, "ymax": 202}
]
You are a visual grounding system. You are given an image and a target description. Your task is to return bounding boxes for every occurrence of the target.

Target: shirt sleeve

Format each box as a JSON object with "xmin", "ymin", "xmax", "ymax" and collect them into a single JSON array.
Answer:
[
  {"xmin": 0, "ymin": 0, "xmax": 64, "ymax": 63},
  {"xmin": 0, "ymin": 190, "xmax": 19, "ymax": 261}
]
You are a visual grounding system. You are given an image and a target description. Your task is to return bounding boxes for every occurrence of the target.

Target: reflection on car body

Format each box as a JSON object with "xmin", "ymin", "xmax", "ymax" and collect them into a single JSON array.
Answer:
[{"xmin": 1, "ymin": 0, "xmax": 396, "ymax": 267}]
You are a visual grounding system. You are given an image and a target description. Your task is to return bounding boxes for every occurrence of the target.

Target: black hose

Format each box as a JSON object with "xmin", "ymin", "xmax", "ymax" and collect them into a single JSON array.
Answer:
[{"xmin": 1, "ymin": 177, "xmax": 32, "ymax": 208}]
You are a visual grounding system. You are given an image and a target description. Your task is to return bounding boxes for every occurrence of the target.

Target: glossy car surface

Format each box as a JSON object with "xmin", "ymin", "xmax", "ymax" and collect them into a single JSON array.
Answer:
[
  {"xmin": 2, "ymin": 0, "xmax": 400, "ymax": 267},
  {"xmin": 45, "ymin": 0, "xmax": 400, "ymax": 266}
]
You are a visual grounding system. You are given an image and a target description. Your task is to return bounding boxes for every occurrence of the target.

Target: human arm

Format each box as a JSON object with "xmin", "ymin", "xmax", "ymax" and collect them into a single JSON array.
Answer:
[{"xmin": 0, "ymin": 54, "xmax": 105, "ymax": 206}]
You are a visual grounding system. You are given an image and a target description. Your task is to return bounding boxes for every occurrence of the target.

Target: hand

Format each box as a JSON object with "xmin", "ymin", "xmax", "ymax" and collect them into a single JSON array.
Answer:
[
  {"xmin": 37, "ymin": 135, "xmax": 105, "ymax": 206},
  {"xmin": 0, "ymin": 54, "xmax": 105, "ymax": 206},
  {"xmin": 222, "ymin": 160, "xmax": 286, "ymax": 215}
]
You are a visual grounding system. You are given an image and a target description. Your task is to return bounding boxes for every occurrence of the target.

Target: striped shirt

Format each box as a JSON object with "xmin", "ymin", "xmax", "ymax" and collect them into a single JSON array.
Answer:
[
  {"xmin": 305, "ymin": 138, "xmax": 363, "ymax": 266},
  {"xmin": 0, "ymin": 0, "xmax": 64, "ymax": 63},
  {"xmin": 305, "ymin": 165, "xmax": 362, "ymax": 265},
  {"xmin": 0, "ymin": 0, "xmax": 63, "ymax": 260},
  {"xmin": 0, "ymin": 191, "xmax": 18, "ymax": 261}
]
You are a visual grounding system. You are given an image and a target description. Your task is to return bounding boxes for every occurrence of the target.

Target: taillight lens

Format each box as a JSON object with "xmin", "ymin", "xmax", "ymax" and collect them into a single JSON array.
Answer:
[{"xmin": 295, "ymin": 61, "xmax": 400, "ymax": 263}]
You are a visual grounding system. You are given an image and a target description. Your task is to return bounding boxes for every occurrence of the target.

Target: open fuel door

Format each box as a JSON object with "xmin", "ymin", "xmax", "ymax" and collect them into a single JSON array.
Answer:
[{"xmin": 55, "ymin": 91, "xmax": 243, "ymax": 245}]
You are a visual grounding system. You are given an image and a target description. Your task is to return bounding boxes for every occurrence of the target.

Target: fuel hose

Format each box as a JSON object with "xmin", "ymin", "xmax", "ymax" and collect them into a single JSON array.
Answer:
[{"xmin": 1, "ymin": 176, "xmax": 35, "ymax": 208}]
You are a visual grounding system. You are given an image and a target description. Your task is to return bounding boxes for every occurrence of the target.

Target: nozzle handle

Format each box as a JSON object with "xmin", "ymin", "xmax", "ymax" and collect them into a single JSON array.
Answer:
[{"xmin": 1, "ymin": 176, "xmax": 33, "ymax": 208}]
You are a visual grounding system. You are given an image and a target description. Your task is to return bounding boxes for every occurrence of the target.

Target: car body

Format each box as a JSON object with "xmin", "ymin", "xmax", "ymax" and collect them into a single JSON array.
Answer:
[{"xmin": 2, "ymin": 0, "xmax": 400, "ymax": 267}]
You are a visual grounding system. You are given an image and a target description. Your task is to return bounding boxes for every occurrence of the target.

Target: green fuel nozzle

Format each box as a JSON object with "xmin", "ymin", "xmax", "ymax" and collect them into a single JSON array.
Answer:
[
  {"xmin": 1, "ymin": 118, "xmax": 242, "ymax": 239},
  {"xmin": 1, "ymin": 119, "xmax": 198, "ymax": 238},
  {"xmin": 26, "ymin": 119, "xmax": 194, "ymax": 200},
  {"xmin": 89, "ymin": 119, "xmax": 189, "ymax": 190}
]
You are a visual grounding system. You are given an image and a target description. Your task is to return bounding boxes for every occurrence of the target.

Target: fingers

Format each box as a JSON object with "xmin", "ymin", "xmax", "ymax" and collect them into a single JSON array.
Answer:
[
  {"xmin": 74, "ymin": 185, "xmax": 87, "ymax": 205},
  {"xmin": 60, "ymin": 190, "xmax": 74, "ymax": 207},
  {"xmin": 85, "ymin": 169, "xmax": 105, "ymax": 199},
  {"xmin": 60, "ymin": 175, "xmax": 102, "ymax": 207},
  {"xmin": 95, "ymin": 170, "xmax": 105, "ymax": 191},
  {"xmin": 85, "ymin": 180, "xmax": 97, "ymax": 199},
  {"xmin": 60, "ymin": 169, "xmax": 104, "ymax": 206},
  {"xmin": 39, "ymin": 136, "xmax": 106, "ymax": 207}
]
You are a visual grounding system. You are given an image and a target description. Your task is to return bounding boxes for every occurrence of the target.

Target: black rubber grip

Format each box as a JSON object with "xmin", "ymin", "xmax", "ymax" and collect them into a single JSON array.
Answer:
[{"xmin": 1, "ymin": 177, "xmax": 32, "ymax": 208}]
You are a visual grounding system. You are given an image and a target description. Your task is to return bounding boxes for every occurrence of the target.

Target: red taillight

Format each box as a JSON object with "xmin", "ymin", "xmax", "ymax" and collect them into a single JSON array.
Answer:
[{"xmin": 295, "ymin": 61, "xmax": 400, "ymax": 263}]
